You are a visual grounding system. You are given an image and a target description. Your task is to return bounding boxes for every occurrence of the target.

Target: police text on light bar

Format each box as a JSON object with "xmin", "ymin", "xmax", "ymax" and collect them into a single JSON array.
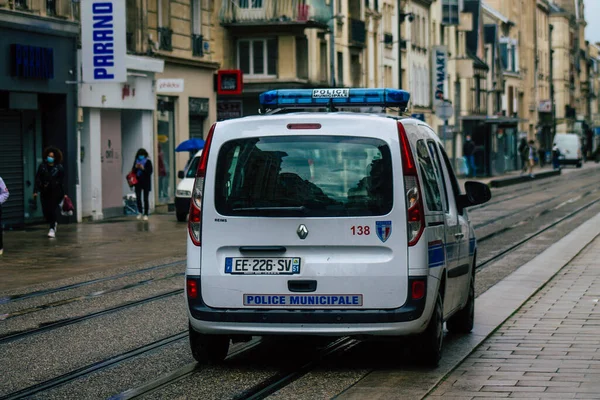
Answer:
[{"xmin": 259, "ymin": 88, "xmax": 411, "ymax": 110}]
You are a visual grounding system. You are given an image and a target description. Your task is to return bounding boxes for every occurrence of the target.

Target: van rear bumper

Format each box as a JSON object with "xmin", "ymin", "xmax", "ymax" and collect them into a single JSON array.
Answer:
[{"xmin": 186, "ymin": 276, "xmax": 427, "ymax": 326}]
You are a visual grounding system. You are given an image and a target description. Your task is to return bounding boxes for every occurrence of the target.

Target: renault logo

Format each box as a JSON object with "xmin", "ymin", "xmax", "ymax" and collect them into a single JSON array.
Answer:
[{"xmin": 297, "ymin": 224, "xmax": 309, "ymax": 239}]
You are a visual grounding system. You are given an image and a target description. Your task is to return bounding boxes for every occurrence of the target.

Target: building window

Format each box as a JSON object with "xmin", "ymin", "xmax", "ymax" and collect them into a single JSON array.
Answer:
[
  {"xmin": 192, "ymin": 0, "xmax": 204, "ymax": 57},
  {"xmin": 337, "ymin": 51, "xmax": 344, "ymax": 86},
  {"xmin": 296, "ymin": 36, "xmax": 309, "ymax": 80},
  {"xmin": 46, "ymin": 0, "xmax": 56, "ymax": 15},
  {"xmin": 192, "ymin": 0, "xmax": 202, "ymax": 35},
  {"xmin": 442, "ymin": 0, "xmax": 460, "ymax": 26},
  {"xmin": 237, "ymin": 38, "xmax": 277, "ymax": 77},
  {"xmin": 240, "ymin": 0, "xmax": 263, "ymax": 8},
  {"xmin": 320, "ymin": 41, "xmax": 328, "ymax": 82}
]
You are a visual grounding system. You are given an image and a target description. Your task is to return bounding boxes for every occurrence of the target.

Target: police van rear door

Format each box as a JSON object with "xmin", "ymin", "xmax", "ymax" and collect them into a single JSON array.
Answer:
[{"xmin": 199, "ymin": 115, "xmax": 409, "ymax": 310}]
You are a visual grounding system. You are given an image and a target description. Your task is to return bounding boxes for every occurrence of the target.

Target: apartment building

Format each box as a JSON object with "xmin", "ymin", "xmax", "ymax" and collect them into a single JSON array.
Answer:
[
  {"xmin": 215, "ymin": 0, "xmax": 332, "ymax": 117},
  {"xmin": 0, "ymin": 0, "xmax": 79, "ymax": 228},
  {"xmin": 149, "ymin": 0, "xmax": 220, "ymax": 209},
  {"xmin": 536, "ymin": 0, "xmax": 553, "ymax": 150},
  {"xmin": 549, "ymin": 0, "xmax": 579, "ymax": 135}
]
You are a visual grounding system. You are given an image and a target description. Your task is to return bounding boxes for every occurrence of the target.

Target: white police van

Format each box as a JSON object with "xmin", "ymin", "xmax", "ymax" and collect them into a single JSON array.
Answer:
[{"xmin": 185, "ymin": 88, "xmax": 491, "ymax": 366}]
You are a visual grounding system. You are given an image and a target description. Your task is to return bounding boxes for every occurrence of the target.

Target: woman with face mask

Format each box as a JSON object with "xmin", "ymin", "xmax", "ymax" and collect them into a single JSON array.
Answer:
[
  {"xmin": 33, "ymin": 146, "xmax": 66, "ymax": 238},
  {"xmin": 132, "ymin": 148, "xmax": 153, "ymax": 220}
]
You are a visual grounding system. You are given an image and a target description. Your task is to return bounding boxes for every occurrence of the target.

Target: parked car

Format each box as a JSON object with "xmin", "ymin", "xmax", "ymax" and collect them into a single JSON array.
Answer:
[
  {"xmin": 552, "ymin": 133, "xmax": 582, "ymax": 168},
  {"xmin": 175, "ymin": 150, "xmax": 202, "ymax": 222}
]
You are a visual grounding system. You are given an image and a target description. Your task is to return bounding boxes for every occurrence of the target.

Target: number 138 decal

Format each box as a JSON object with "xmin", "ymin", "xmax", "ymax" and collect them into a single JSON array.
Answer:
[{"xmin": 351, "ymin": 226, "xmax": 371, "ymax": 235}]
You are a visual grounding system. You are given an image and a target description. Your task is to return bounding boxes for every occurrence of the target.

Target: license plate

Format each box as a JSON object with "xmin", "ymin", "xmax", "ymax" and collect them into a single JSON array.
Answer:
[{"xmin": 225, "ymin": 257, "xmax": 301, "ymax": 275}]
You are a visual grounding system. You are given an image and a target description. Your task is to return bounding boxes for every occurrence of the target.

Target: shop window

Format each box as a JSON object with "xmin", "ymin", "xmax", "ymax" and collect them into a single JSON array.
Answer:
[
  {"xmin": 157, "ymin": 98, "xmax": 176, "ymax": 204},
  {"xmin": 237, "ymin": 38, "xmax": 277, "ymax": 78}
]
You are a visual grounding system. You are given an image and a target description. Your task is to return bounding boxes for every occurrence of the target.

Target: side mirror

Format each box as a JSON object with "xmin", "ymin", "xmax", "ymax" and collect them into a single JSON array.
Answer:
[
  {"xmin": 178, "ymin": 170, "xmax": 185, "ymax": 179},
  {"xmin": 465, "ymin": 181, "xmax": 492, "ymax": 205},
  {"xmin": 458, "ymin": 181, "xmax": 492, "ymax": 211}
]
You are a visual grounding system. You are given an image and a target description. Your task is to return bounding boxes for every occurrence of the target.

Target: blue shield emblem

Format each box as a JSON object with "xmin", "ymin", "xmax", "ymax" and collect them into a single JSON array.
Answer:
[{"xmin": 376, "ymin": 221, "xmax": 392, "ymax": 243}]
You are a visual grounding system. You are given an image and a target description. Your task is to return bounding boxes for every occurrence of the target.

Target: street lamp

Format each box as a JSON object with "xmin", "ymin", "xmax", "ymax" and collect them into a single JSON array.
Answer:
[{"xmin": 398, "ymin": 9, "xmax": 414, "ymax": 95}]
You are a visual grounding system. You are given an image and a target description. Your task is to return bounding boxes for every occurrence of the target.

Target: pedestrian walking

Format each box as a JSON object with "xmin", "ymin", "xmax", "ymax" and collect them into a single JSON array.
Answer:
[
  {"xmin": 552, "ymin": 143, "xmax": 562, "ymax": 170},
  {"xmin": 131, "ymin": 148, "xmax": 153, "ymax": 221},
  {"xmin": 33, "ymin": 146, "xmax": 67, "ymax": 238},
  {"xmin": 462, "ymin": 135, "xmax": 476, "ymax": 178},
  {"xmin": 527, "ymin": 140, "xmax": 536, "ymax": 178},
  {"xmin": 518, "ymin": 138, "xmax": 528, "ymax": 174},
  {"xmin": 0, "ymin": 176, "xmax": 8, "ymax": 255}
]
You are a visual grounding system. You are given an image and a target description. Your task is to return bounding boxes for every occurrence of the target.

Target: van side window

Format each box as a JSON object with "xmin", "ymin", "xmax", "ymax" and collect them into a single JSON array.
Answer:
[
  {"xmin": 427, "ymin": 140, "xmax": 449, "ymax": 213},
  {"xmin": 437, "ymin": 143, "xmax": 462, "ymax": 203},
  {"xmin": 416, "ymin": 140, "xmax": 443, "ymax": 212}
]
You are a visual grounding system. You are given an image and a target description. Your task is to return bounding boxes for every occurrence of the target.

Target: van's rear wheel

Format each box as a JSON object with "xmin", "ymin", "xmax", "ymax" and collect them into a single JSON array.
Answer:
[
  {"xmin": 189, "ymin": 325, "xmax": 229, "ymax": 364},
  {"xmin": 415, "ymin": 293, "xmax": 443, "ymax": 367},
  {"xmin": 447, "ymin": 276, "xmax": 475, "ymax": 334}
]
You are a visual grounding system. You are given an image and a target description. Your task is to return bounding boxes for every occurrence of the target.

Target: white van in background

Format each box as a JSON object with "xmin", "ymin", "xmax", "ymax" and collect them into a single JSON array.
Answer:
[
  {"xmin": 553, "ymin": 133, "xmax": 582, "ymax": 168},
  {"xmin": 175, "ymin": 150, "xmax": 202, "ymax": 222}
]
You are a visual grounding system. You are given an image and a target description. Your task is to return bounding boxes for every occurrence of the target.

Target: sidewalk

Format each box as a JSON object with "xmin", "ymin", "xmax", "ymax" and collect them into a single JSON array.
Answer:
[
  {"xmin": 427, "ymin": 232, "xmax": 600, "ymax": 399},
  {"xmin": 0, "ymin": 214, "xmax": 187, "ymax": 292},
  {"xmin": 336, "ymin": 206, "xmax": 600, "ymax": 400}
]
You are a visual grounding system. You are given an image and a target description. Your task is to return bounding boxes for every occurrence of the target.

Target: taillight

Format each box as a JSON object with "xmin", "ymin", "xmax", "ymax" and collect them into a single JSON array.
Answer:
[
  {"xmin": 188, "ymin": 123, "xmax": 216, "ymax": 246},
  {"xmin": 398, "ymin": 122, "xmax": 425, "ymax": 246},
  {"xmin": 411, "ymin": 279, "xmax": 426, "ymax": 300},
  {"xmin": 186, "ymin": 278, "xmax": 198, "ymax": 299}
]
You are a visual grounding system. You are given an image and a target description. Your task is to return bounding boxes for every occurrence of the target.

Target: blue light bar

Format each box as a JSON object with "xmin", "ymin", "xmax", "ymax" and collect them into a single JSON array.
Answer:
[{"xmin": 259, "ymin": 88, "xmax": 410, "ymax": 110}]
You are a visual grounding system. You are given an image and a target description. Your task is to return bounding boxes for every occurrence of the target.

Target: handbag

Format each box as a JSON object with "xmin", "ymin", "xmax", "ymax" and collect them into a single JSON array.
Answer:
[
  {"xmin": 60, "ymin": 195, "xmax": 75, "ymax": 216},
  {"xmin": 126, "ymin": 171, "xmax": 138, "ymax": 187}
]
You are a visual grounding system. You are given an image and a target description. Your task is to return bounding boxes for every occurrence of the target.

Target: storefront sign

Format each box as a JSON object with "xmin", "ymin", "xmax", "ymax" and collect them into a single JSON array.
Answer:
[
  {"xmin": 217, "ymin": 70, "xmax": 243, "ymax": 95},
  {"xmin": 538, "ymin": 100, "xmax": 552, "ymax": 113},
  {"xmin": 157, "ymin": 79, "xmax": 185, "ymax": 93},
  {"xmin": 81, "ymin": 0, "xmax": 127, "ymax": 83},
  {"xmin": 431, "ymin": 46, "xmax": 447, "ymax": 105},
  {"xmin": 10, "ymin": 44, "xmax": 54, "ymax": 79},
  {"xmin": 217, "ymin": 100, "xmax": 243, "ymax": 120}
]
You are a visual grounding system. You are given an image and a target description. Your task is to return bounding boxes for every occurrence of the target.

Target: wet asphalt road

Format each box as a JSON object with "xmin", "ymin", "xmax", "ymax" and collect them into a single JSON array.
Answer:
[{"xmin": 1, "ymin": 163, "xmax": 599, "ymax": 400}]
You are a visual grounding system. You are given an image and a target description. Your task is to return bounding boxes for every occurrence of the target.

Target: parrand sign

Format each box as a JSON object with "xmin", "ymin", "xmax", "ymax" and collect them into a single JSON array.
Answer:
[{"xmin": 81, "ymin": 0, "xmax": 127, "ymax": 83}]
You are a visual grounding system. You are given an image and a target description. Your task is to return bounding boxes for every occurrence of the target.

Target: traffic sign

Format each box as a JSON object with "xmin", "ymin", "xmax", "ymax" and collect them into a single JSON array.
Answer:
[{"xmin": 435, "ymin": 101, "xmax": 454, "ymax": 120}]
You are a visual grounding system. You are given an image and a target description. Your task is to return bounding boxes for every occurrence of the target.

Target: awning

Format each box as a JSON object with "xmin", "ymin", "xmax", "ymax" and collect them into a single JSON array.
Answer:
[{"xmin": 460, "ymin": 115, "xmax": 526, "ymax": 124}]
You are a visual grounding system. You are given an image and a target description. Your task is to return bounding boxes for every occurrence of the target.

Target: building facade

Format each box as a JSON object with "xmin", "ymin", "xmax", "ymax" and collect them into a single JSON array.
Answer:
[
  {"xmin": 77, "ymin": 54, "xmax": 164, "ymax": 221},
  {"xmin": 0, "ymin": 1, "xmax": 78, "ymax": 228},
  {"xmin": 146, "ymin": 0, "xmax": 220, "ymax": 210}
]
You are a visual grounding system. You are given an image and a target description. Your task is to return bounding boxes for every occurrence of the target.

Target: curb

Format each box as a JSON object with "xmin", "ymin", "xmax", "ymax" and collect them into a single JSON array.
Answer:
[
  {"xmin": 488, "ymin": 169, "xmax": 561, "ymax": 188},
  {"xmin": 334, "ymin": 212, "xmax": 600, "ymax": 400}
]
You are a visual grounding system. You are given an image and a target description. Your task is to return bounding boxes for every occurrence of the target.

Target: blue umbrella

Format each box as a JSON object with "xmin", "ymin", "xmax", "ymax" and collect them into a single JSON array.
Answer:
[{"xmin": 175, "ymin": 138, "xmax": 205, "ymax": 152}]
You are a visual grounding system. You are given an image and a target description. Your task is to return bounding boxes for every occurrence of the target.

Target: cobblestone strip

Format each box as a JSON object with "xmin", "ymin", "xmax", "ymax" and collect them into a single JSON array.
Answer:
[{"xmin": 426, "ymin": 235, "xmax": 600, "ymax": 400}]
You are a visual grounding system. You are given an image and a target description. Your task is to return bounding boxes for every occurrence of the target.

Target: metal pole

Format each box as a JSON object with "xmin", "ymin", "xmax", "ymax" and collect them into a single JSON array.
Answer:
[
  {"xmin": 550, "ymin": 24, "xmax": 556, "ymax": 139},
  {"xmin": 330, "ymin": 0, "xmax": 336, "ymax": 87},
  {"xmin": 397, "ymin": 0, "xmax": 402, "ymax": 91}
]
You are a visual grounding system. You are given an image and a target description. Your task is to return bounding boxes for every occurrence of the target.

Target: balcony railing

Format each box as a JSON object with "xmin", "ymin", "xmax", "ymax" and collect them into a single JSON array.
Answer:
[
  {"xmin": 349, "ymin": 19, "xmax": 366, "ymax": 47},
  {"xmin": 219, "ymin": 0, "xmax": 331, "ymax": 27}
]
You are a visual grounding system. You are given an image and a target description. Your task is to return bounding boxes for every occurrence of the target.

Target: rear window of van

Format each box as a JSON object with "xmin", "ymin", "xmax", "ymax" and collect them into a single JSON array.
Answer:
[{"xmin": 214, "ymin": 136, "xmax": 393, "ymax": 217}]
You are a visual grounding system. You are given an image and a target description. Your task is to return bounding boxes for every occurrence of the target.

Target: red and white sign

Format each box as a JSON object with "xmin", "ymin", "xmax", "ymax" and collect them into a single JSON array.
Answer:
[
  {"xmin": 156, "ymin": 79, "xmax": 184, "ymax": 93},
  {"xmin": 539, "ymin": 100, "xmax": 552, "ymax": 113}
]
